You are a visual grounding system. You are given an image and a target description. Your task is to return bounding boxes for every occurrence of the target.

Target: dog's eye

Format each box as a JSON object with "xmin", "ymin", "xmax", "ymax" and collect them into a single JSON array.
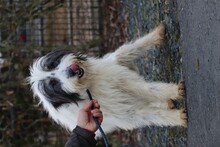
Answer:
[{"xmin": 76, "ymin": 54, "xmax": 87, "ymax": 61}]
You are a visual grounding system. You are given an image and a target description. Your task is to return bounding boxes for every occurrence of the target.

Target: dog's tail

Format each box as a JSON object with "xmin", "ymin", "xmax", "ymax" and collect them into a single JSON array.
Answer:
[{"xmin": 107, "ymin": 24, "xmax": 165, "ymax": 68}]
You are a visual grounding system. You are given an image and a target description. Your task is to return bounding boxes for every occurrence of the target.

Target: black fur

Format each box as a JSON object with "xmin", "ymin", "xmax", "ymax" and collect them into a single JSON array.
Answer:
[
  {"xmin": 41, "ymin": 50, "xmax": 71, "ymax": 71},
  {"xmin": 40, "ymin": 50, "xmax": 87, "ymax": 71},
  {"xmin": 39, "ymin": 78, "xmax": 83, "ymax": 108}
]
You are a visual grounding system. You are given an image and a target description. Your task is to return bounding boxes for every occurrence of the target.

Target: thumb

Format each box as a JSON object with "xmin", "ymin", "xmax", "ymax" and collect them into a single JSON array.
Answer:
[{"xmin": 83, "ymin": 101, "xmax": 93, "ymax": 111}]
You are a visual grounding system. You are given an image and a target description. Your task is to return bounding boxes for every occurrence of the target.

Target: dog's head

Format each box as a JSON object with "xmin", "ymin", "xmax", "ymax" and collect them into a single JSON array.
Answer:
[{"xmin": 28, "ymin": 50, "xmax": 91, "ymax": 109}]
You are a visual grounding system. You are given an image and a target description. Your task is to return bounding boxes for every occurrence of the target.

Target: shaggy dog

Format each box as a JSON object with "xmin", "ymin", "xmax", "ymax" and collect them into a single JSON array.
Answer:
[{"xmin": 28, "ymin": 24, "xmax": 187, "ymax": 135}]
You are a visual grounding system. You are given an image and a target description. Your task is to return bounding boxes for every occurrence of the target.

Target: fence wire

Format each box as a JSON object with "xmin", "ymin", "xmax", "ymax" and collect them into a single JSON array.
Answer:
[{"xmin": 0, "ymin": 0, "xmax": 102, "ymax": 48}]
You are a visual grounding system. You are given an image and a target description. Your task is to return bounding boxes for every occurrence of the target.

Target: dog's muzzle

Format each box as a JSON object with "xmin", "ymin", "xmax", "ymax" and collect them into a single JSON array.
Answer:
[{"xmin": 68, "ymin": 64, "xmax": 84, "ymax": 78}]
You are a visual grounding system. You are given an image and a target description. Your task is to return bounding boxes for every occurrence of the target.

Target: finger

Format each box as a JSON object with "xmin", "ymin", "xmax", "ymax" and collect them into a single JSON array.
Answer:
[
  {"xmin": 93, "ymin": 112, "xmax": 103, "ymax": 118},
  {"xmin": 93, "ymin": 100, "xmax": 100, "ymax": 109},
  {"xmin": 92, "ymin": 109, "xmax": 103, "ymax": 118},
  {"xmin": 83, "ymin": 101, "xmax": 93, "ymax": 111},
  {"xmin": 93, "ymin": 113, "xmax": 103, "ymax": 123},
  {"xmin": 98, "ymin": 117, "xmax": 103, "ymax": 124},
  {"xmin": 91, "ymin": 109, "xmax": 102, "ymax": 114}
]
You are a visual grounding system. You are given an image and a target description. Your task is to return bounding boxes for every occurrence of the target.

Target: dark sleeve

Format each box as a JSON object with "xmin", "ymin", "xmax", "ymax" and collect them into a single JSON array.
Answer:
[{"xmin": 65, "ymin": 126, "xmax": 97, "ymax": 147}]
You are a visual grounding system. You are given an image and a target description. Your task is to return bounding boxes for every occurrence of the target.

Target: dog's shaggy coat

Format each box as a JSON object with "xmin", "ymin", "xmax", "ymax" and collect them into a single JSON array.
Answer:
[{"xmin": 28, "ymin": 24, "xmax": 186, "ymax": 135}]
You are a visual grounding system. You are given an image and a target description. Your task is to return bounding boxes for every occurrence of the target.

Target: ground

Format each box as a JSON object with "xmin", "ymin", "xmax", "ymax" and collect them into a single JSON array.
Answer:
[{"xmin": 178, "ymin": 0, "xmax": 220, "ymax": 147}]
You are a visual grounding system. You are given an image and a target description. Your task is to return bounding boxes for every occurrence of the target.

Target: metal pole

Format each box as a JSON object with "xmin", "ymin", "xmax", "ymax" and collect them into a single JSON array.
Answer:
[
  {"xmin": 40, "ymin": 5, "xmax": 44, "ymax": 46},
  {"xmin": 68, "ymin": 0, "xmax": 73, "ymax": 45}
]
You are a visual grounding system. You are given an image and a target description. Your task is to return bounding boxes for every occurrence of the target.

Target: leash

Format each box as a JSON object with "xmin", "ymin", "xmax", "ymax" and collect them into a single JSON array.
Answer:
[{"xmin": 86, "ymin": 89, "xmax": 109, "ymax": 147}]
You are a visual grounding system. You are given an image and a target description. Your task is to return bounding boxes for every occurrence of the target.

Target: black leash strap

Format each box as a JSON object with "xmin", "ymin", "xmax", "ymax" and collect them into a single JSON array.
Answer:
[{"xmin": 86, "ymin": 89, "xmax": 109, "ymax": 147}]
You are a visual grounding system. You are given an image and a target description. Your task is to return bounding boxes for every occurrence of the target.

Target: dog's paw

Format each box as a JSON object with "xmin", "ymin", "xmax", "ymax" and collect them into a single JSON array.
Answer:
[
  {"xmin": 167, "ymin": 99, "xmax": 175, "ymax": 109},
  {"xmin": 178, "ymin": 80, "xmax": 186, "ymax": 98},
  {"xmin": 180, "ymin": 109, "xmax": 188, "ymax": 128},
  {"xmin": 154, "ymin": 23, "xmax": 165, "ymax": 48}
]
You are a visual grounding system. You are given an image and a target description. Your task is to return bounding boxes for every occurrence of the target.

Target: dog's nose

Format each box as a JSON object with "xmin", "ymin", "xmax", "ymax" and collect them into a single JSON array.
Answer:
[{"xmin": 67, "ymin": 68, "xmax": 76, "ymax": 77}]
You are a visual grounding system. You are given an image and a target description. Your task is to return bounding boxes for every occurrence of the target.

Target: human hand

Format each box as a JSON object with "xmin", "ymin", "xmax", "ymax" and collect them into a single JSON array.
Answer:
[{"xmin": 77, "ymin": 100, "xmax": 103, "ymax": 133}]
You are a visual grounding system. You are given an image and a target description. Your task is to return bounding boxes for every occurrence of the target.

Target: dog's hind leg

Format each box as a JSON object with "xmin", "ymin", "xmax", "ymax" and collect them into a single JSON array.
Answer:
[
  {"xmin": 127, "ymin": 80, "xmax": 185, "ymax": 110},
  {"xmin": 104, "ymin": 24, "xmax": 165, "ymax": 68},
  {"xmin": 143, "ymin": 108, "xmax": 187, "ymax": 127},
  {"xmin": 123, "ymin": 80, "xmax": 179, "ymax": 101},
  {"xmin": 145, "ymin": 82, "xmax": 182, "ymax": 101}
]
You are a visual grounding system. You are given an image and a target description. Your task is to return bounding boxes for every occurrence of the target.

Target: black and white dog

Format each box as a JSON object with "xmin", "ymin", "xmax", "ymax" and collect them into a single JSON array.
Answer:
[{"xmin": 28, "ymin": 24, "xmax": 186, "ymax": 135}]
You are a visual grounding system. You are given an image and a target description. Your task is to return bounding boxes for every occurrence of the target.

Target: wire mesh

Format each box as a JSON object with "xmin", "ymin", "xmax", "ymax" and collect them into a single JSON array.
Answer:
[{"xmin": 0, "ymin": 0, "xmax": 102, "ymax": 48}]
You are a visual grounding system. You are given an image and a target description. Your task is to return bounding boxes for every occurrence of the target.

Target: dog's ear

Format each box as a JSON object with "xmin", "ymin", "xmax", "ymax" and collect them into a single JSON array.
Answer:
[
  {"xmin": 49, "ymin": 92, "xmax": 81, "ymax": 108},
  {"xmin": 42, "ymin": 50, "xmax": 72, "ymax": 71},
  {"xmin": 39, "ymin": 80, "xmax": 83, "ymax": 108}
]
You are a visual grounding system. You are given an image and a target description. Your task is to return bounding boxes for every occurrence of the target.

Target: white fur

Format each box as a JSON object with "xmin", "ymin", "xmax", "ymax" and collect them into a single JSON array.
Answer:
[{"xmin": 28, "ymin": 25, "xmax": 185, "ymax": 135}]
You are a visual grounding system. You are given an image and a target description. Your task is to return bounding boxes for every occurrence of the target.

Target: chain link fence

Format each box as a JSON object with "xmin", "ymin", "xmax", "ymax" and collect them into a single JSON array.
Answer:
[{"xmin": 0, "ymin": 0, "xmax": 102, "ymax": 50}]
